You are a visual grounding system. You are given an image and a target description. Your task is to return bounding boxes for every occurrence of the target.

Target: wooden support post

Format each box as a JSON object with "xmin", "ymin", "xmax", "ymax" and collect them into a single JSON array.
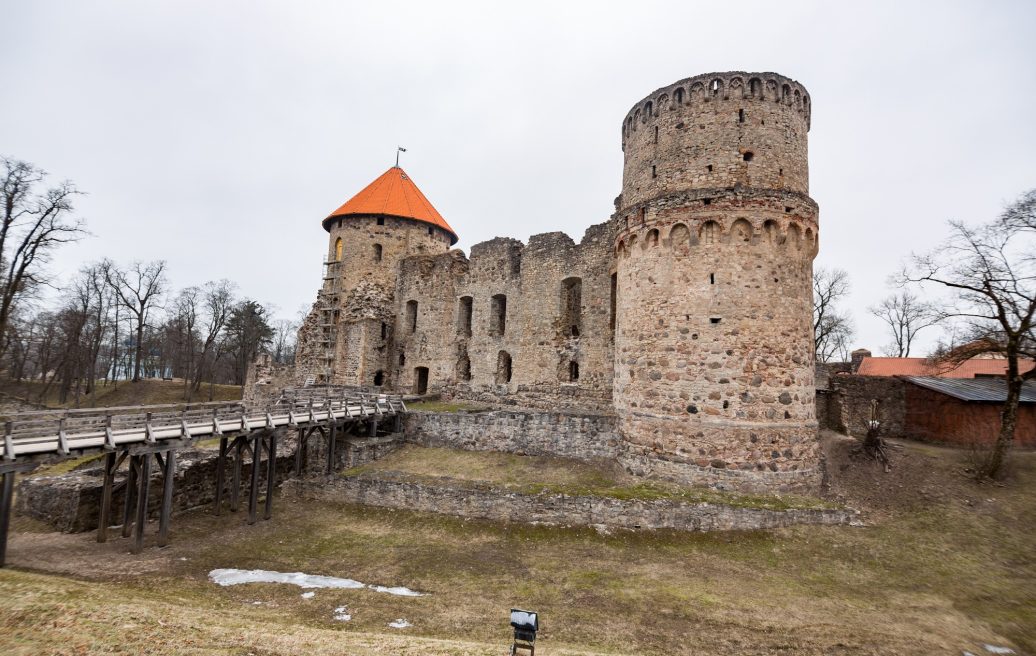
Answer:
[
  {"xmin": 132, "ymin": 454, "xmax": 152, "ymax": 554},
  {"xmin": 230, "ymin": 438, "xmax": 244, "ymax": 512},
  {"xmin": 0, "ymin": 472, "xmax": 14, "ymax": 568},
  {"xmin": 394, "ymin": 412, "xmax": 403, "ymax": 433},
  {"xmin": 370, "ymin": 417, "xmax": 378, "ymax": 438},
  {"xmin": 214, "ymin": 436, "xmax": 228, "ymax": 515},
  {"xmin": 157, "ymin": 449, "xmax": 176, "ymax": 547},
  {"xmin": 121, "ymin": 456, "xmax": 139, "ymax": 538},
  {"xmin": 293, "ymin": 427, "xmax": 302, "ymax": 476},
  {"xmin": 97, "ymin": 451, "xmax": 117, "ymax": 543},
  {"xmin": 326, "ymin": 420, "xmax": 337, "ymax": 474},
  {"xmin": 247, "ymin": 434, "xmax": 261, "ymax": 525},
  {"xmin": 264, "ymin": 432, "xmax": 276, "ymax": 521}
]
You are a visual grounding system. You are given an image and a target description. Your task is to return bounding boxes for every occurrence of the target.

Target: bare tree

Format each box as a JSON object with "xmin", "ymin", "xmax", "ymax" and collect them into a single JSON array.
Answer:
[
  {"xmin": 272, "ymin": 318, "xmax": 298, "ymax": 365},
  {"xmin": 869, "ymin": 290, "xmax": 939, "ymax": 357},
  {"xmin": 172, "ymin": 286, "xmax": 200, "ymax": 396},
  {"xmin": 103, "ymin": 260, "xmax": 167, "ymax": 382},
  {"xmin": 191, "ymin": 280, "xmax": 234, "ymax": 400},
  {"xmin": 903, "ymin": 189, "xmax": 1036, "ymax": 480},
  {"xmin": 813, "ymin": 267, "xmax": 855, "ymax": 363},
  {"xmin": 0, "ymin": 157, "xmax": 87, "ymax": 356}
]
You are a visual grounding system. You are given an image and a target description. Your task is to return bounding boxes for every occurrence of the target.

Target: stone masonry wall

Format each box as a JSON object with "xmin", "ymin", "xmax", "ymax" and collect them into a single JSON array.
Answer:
[
  {"xmin": 391, "ymin": 224, "xmax": 616, "ymax": 411},
  {"xmin": 295, "ymin": 473, "xmax": 855, "ymax": 532},
  {"xmin": 822, "ymin": 375, "xmax": 906, "ymax": 437},
  {"xmin": 404, "ymin": 410, "xmax": 621, "ymax": 462}
]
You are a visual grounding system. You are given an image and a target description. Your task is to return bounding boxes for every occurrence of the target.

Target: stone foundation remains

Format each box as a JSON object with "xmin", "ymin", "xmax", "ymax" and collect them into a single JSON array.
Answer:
[{"xmin": 292, "ymin": 472, "xmax": 855, "ymax": 532}]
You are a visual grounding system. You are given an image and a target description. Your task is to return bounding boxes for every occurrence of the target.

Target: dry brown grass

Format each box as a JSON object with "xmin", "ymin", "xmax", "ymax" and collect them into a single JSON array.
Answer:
[
  {"xmin": 0, "ymin": 379, "xmax": 242, "ymax": 409},
  {"xmin": 1, "ymin": 435, "xmax": 1034, "ymax": 655}
]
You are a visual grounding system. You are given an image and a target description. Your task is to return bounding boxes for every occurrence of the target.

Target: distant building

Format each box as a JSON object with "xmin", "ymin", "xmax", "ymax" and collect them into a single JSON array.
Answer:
[
  {"xmin": 902, "ymin": 377, "xmax": 1036, "ymax": 447},
  {"xmin": 848, "ymin": 348, "xmax": 1035, "ymax": 379}
]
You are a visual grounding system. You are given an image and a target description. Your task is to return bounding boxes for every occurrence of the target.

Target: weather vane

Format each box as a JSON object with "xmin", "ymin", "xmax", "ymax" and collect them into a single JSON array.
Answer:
[{"xmin": 396, "ymin": 146, "xmax": 406, "ymax": 167}]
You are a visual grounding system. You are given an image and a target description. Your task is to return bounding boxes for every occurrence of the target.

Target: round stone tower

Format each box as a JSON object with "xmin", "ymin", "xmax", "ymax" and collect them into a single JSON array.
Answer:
[{"xmin": 612, "ymin": 72, "xmax": 820, "ymax": 493}]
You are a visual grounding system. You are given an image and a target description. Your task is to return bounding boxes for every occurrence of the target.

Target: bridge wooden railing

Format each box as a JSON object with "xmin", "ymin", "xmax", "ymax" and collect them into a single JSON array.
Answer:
[
  {"xmin": 0, "ymin": 392, "xmax": 406, "ymax": 461},
  {"xmin": 0, "ymin": 388, "xmax": 408, "ymax": 566}
]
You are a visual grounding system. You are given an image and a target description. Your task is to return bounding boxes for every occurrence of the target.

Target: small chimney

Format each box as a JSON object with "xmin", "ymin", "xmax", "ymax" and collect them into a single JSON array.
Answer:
[{"xmin": 850, "ymin": 348, "xmax": 871, "ymax": 373}]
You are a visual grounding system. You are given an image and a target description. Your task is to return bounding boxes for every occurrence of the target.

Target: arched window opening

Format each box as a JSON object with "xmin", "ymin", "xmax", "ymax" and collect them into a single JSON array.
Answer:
[
  {"xmin": 561, "ymin": 277, "xmax": 582, "ymax": 338},
  {"xmin": 669, "ymin": 223, "xmax": 690, "ymax": 256},
  {"xmin": 645, "ymin": 229, "xmax": 659, "ymax": 248},
  {"xmin": 381, "ymin": 322, "xmax": 388, "ymax": 340},
  {"xmin": 414, "ymin": 367, "xmax": 429, "ymax": 395},
  {"xmin": 334, "ymin": 237, "xmax": 343, "ymax": 262},
  {"xmin": 405, "ymin": 300, "xmax": 418, "ymax": 334},
  {"xmin": 457, "ymin": 296, "xmax": 473, "ymax": 336},
  {"xmin": 456, "ymin": 354, "xmax": 471, "ymax": 382},
  {"xmin": 373, "ymin": 370, "xmax": 385, "ymax": 386},
  {"xmin": 490, "ymin": 294, "xmax": 507, "ymax": 336},
  {"xmin": 702, "ymin": 221, "xmax": 718, "ymax": 245},
  {"xmin": 644, "ymin": 101, "xmax": 653, "ymax": 118},
  {"xmin": 373, "ymin": 243, "xmax": 383, "ymax": 262},
  {"xmin": 398, "ymin": 352, "xmax": 406, "ymax": 366},
  {"xmin": 568, "ymin": 361, "xmax": 580, "ymax": 382},
  {"xmin": 674, "ymin": 87, "xmax": 684, "ymax": 104},
  {"xmin": 496, "ymin": 351, "xmax": 512, "ymax": 385}
]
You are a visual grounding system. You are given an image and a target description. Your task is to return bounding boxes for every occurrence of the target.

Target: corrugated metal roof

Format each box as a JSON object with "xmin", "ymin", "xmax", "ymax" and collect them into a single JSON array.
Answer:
[{"xmin": 903, "ymin": 376, "xmax": 1036, "ymax": 403}]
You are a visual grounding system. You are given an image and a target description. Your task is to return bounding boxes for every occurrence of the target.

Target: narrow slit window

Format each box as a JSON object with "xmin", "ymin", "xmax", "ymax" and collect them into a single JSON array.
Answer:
[
  {"xmin": 561, "ymin": 277, "xmax": 582, "ymax": 337},
  {"xmin": 405, "ymin": 300, "xmax": 418, "ymax": 334},
  {"xmin": 738, "ymin": 108, "xmax": 745, "ymax": 123},
  {"xmin": 373, "ymin": 243, "xmax": 382, "ymax": 262},
  {"xmin": 709, "ymin": 273, "xmax": 715, "ymax": 285}
]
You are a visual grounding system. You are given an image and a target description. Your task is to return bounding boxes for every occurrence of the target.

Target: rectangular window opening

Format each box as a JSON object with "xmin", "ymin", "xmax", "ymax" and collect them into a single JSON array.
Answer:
[
  {"xmin": 710, "ymin": 317, "xmax": 722, "ymax": 324},
  {"xmin": 457, "ymin": 296, "xmax": 473, "ymax": 337},
  {"xmin": 490, "ymin": 294, "xmax": 507, "ymax": 336}
]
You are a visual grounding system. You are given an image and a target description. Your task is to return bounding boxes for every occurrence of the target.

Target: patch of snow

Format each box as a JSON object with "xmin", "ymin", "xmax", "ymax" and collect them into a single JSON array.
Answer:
[
  {"xmin": 388, "ymin": 619, "xmax": 412, "ymax": 629},
  {"xmin": 983, "ymin": 646, "xmax": 1015, "ymax": 655},
  {"xmin": 333, "ymin": 606, "xmax": 351, "ymax": 622},
  {"xmin": 301, "ymin": 592, "xmax": 315, "ymax": 599},
  {"xmin": 208, "ymin": 568, "xmax": 426, "ymax": 596},
  {"xmin": 368, "ymin": 584, "xmax": 425, "ymax": 597},
  {"xmin": 209, "ymin": 569, "xmax": 365, "ymax": 590}
]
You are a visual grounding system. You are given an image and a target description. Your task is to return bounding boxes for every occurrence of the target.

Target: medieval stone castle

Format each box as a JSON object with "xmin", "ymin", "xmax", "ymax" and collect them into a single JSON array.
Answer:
[{"xmin": 286, "ymin": 71, "xmax": 819, "ymax": 493}]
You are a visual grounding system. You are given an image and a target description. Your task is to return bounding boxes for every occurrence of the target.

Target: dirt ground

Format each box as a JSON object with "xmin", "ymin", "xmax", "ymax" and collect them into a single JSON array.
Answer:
[{"xmin": 1, "ymin": 431, "xmax": 1033, "ymax": 655}]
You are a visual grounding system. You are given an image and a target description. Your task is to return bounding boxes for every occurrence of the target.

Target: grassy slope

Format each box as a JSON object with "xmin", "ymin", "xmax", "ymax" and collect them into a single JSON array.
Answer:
[
  {"xmin": 0, "ymin": 378, "xmax": 242, "ymax": 409},
  {"xmin": 1, "ymin": 438, "xmax": 1033, "ymax": 655},
  {"xmin": 349, "ymin": 445, "xmax": 839, "ymax": 510}
]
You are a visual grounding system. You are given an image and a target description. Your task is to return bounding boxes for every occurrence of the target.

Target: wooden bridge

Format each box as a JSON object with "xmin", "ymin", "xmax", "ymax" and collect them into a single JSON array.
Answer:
[{"xmin": 0, "ymin": 387, "xmax": 408, "ymax": 566}]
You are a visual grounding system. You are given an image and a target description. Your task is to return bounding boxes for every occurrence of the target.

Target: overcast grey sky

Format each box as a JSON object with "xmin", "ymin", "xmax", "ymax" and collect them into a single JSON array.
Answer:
[{"xmin": 2, "ymin": 0, "xmax": 1033, "ymax": 356}]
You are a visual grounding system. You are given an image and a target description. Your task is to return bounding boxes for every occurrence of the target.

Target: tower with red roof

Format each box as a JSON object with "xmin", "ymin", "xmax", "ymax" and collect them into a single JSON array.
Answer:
[{"xmin": 297, "ymin": 166, "xmax": 457, "ymax": 385}]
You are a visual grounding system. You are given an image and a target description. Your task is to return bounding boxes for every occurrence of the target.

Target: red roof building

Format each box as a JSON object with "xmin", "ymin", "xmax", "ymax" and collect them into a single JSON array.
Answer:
[{"xmin": 855, "ymin": 356, "xmax": 1035, "ymax": 378}]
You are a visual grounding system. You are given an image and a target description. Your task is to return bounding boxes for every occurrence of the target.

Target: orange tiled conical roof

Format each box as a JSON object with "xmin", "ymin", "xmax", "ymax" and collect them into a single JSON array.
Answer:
[{"xmin": 323, "ymin": 167, "xmax": 458, "ymax": 244}]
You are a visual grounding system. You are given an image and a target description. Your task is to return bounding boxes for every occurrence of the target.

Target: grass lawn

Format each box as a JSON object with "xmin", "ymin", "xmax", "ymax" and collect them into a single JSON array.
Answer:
[{"xmin": 0, "ymin": 435, "xmax": 1033, "ymax": 655}]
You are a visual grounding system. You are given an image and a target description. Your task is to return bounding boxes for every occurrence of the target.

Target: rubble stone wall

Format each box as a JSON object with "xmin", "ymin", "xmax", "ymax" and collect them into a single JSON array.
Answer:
[
  {"xmin": 295, "ymin": 473, "xmax": 855, "ymax": 532},
  {"xmin": 404, "ymin": 410, "xmax": 621, "ymax": 461}
]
